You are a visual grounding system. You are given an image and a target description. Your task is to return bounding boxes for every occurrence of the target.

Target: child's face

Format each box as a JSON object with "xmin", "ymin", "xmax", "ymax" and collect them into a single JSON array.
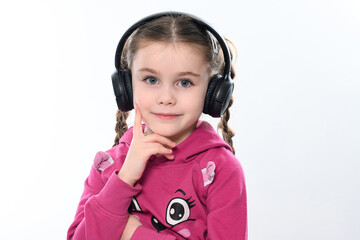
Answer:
[{"xmin": 131, "ymin": 41, "xmax": 210, "ymax": 144}]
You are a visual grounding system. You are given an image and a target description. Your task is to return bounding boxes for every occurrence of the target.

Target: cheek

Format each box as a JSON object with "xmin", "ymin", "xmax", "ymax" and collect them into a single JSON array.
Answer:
[
  {"xmin": 134, "ymin": 94, "xmax": 152, "ymax": 112},
  {"xmin": 132, "ymin": 86, "xmax": 154, "ymax": 123},
  {"xmin": 193, "ymin": 89, "xmax": 207, "ymax": 109},
  {"xmin": 184, "ymin": 92, "xmax": 206, "ymax": 117},
  {"xmin": 132, "ymin": 82, "xmax": 147, "ymax": 106}
]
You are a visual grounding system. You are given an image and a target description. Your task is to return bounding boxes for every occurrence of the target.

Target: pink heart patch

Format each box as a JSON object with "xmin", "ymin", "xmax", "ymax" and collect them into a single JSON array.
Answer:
[{"xmin": 202, "ymin": 161, "xmax": 216, "ymax": 187}]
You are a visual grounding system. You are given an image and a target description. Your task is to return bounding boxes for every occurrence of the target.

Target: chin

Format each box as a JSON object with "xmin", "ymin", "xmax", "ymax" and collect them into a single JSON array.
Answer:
[{"xmin": 153, "ymin": 128, "xmax": 179, "ymax": 138}]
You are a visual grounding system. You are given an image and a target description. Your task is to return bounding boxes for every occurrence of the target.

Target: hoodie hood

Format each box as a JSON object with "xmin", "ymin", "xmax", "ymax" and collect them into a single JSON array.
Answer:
[{"xmin": 119, "ymin": 121, "xmax": 232, "ymax": 165}]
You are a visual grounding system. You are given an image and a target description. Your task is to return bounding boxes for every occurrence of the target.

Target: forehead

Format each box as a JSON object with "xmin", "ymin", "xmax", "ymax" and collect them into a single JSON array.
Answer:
[{"xmin": 131, "ymin": 41, "xmax": 209, "ymax": 73}]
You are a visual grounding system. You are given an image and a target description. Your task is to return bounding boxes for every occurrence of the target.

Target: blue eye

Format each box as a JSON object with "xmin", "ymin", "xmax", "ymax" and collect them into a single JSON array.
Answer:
[
  {"xmin": 145, "ymin": 76, "xmax": 159, "ymax": 85},
  {"xmin": 177, "ymin": 80, "xmax": 192, "ymax": 88}
]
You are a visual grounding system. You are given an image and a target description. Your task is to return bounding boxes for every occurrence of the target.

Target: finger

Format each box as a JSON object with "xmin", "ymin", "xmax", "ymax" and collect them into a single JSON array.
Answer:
[
  {"xmin": 133, "ymin": 104, "xmax": 143, "ymax": 137},
  {"xmin": 163, "ymin": 154, "xmax": 175, "ymax": 160},
  {"xmin": 146, "ymin": 143, "xmax": 173, "ymax": 156},
  {"xmin": 144, "ymin": 134, "xmax": 176, "ymax": 149}
]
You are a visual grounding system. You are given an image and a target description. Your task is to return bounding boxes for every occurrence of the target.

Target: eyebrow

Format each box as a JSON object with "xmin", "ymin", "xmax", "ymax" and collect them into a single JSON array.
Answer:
[
  {"xmin": 175, "ymin": 189, "xmax": 186, "ymax": 196},
  {"xmin": 138, "ymin": 67, "xmax": 201, "ymax": 77},
  {"xmin": 138, "ymin": 67, "xmax": 158, "ymax": 75}
]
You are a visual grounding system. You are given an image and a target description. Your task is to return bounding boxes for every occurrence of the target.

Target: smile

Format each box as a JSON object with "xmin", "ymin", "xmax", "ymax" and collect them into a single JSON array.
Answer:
[{"xmin": 153, "ymin": 113, "xmax": 181, "ymax": 120}]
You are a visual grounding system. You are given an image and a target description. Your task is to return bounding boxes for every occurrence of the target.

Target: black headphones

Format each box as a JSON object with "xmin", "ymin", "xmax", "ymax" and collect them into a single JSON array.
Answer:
[{"xmin": 111, "ymin": 11, "xmax": 234, "ymax": 117}]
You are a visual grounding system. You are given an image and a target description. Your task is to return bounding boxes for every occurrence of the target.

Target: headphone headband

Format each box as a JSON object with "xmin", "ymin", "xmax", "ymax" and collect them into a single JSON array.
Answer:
[{"xmin": 114, "ymin": 11, "xmax": 231, "ymax": 79}]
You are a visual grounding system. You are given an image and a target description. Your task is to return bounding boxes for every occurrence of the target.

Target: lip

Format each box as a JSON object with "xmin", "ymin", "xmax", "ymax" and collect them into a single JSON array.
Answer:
[{"xmin": 153, "ymin": 113, "xmax": 181, "ymax": 120}]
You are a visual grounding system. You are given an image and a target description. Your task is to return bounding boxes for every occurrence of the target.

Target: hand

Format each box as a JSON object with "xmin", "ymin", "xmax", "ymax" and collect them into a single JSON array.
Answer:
[
  {"xmin": 118, "ymin": 104, "xmax": 176, "ymax": 186},
  {"xmin": 120, "ymin": 214, "xmax": 142, "ymax": 240}
]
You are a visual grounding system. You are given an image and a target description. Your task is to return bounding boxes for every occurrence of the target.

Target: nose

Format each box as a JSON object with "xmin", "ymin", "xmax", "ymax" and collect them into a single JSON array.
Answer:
[{"xmin": 157, "ymin": 85, "xmax": 176, "ymax": 106}]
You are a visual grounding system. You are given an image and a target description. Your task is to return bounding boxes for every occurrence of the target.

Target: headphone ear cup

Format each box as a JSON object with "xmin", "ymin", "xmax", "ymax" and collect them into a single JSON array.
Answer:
[
  {"xmin": 203, "ymin": 74, "xmax": 221, "ymax": 115},
  {"xmin": 122, "ymin": 69, "xmax": 134, "ymax": 110},
  {"xmin": 203, "ymin": 74, "xmax": 234, "ymax": 118},
  {"xmin": 111, "ymin": 69, "xmax": 134, "ymax": 111}
]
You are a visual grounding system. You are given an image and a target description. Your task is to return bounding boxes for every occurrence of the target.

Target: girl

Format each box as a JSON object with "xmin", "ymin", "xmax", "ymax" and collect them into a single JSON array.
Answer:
[{"xmin": 67, "ymin": 12, "xmax": 247, "ymax": 240}]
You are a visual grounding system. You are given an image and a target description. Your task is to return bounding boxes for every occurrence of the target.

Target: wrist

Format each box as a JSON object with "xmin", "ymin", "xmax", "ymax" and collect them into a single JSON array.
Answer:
[{"xmin": 118, "ymin": 169, "xmax": 136, "ymax": 186}]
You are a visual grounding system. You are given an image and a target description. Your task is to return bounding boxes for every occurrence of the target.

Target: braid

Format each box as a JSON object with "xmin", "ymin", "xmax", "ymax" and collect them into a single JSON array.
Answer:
[
  {"xmin": 217, "ymin": 96, "xmax": 235, "ymax": 155},
  {"xmin": 217, "ymin": 37, "xmax": 237, "ymax": 155},
  {"xmin": 113, "ymin": 110, "xmax": 129, "ymax": 147}
]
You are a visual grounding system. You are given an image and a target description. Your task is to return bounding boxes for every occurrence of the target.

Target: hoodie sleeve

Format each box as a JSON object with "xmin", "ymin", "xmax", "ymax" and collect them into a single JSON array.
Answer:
[
  {"xmin": 204, "ymin": 152, "xmax": 248, "ymax": 240},
  {"xmin": 67, "ymin": 154, "xmax": 142, "ymax": 240}
]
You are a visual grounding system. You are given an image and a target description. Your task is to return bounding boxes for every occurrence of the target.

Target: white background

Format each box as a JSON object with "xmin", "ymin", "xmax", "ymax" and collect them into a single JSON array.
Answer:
[{"xmin": 0, "ymin": 0, "xmax": 359, "ymax": 239}]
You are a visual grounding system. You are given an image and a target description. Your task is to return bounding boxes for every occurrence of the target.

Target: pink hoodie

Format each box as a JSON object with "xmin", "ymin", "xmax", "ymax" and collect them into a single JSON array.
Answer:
[{"xmin": 67, "ymin": 121, "xmax": 247, "ymax": 239}]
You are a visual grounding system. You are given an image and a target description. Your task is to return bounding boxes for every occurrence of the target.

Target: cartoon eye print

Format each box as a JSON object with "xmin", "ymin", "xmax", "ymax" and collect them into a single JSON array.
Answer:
[
  {"xmin": 128, "ymin": 197, "xmax": 142, "ymax": 213},
  {"xmin": 166, "ymin": 189, "xmax": 196, "ymax": 227},
  {"xmin": 151, "ymin": 216, "xmax": 167, "ymax": 232}
]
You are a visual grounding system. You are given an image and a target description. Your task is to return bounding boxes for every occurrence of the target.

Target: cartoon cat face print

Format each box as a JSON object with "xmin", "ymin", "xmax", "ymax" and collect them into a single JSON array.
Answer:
[{"xmin": 129, "ymin": 188, "xmax": 196, "ymax": 238}]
